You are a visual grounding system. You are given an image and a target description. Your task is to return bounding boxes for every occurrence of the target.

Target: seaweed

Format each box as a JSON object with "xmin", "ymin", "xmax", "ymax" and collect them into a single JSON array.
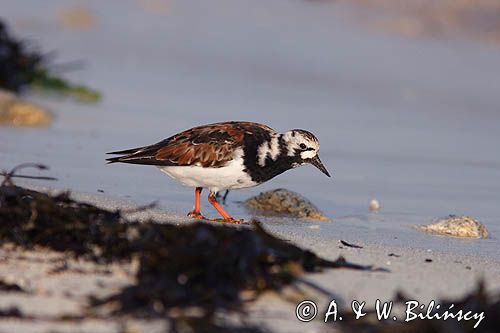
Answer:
[
  {"xmin": 94, "ymin": 222, "xmax": 374, "ymax": 317},
  {"xmin": 0, "ymin": 306, "xmax": 24, "ymax": 318},
  {"xmin": 0, "ymin": 19, "xmax": 101, "ymax": 102},
  {"xmin": 0, "ymin": 163, "xmax": 57, "ymax": 186},
  {"xmin": 0, "ymin": 279, "xmax": 25, "ymax": 292},
  {"xmin": 0, "ymin": 180, "xmax": 373, "ymax": 312},
  {"xmin": 336, "ymin": 282, "xmax": 499, "ymax": 333},
  {"xmin": 167, "ymin": 317, "xmax": 269, "ymax": 333},
  {"xmin": 0, "ymin": 165, "xmax": 377, "ymax": 332},
  {"xmin": 340, "ymin": 240, "xmax": 363, "ymax": 249},
  {"xmin": 31, "ymin": 68, "xmax": 101, "ymax": 103},
  {"xmin": 0, "ymin": 184, "xmax": 134, "ymax": 260},
  {"xmin": 0, "ymin": 21, "xmax": 42, "ymax": 93}
]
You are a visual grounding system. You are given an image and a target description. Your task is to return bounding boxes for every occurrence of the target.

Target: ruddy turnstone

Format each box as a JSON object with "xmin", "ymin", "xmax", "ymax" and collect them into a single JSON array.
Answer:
[{"xmin": 106, "ymin": 121, "xmax": 330, "ymax": 223}]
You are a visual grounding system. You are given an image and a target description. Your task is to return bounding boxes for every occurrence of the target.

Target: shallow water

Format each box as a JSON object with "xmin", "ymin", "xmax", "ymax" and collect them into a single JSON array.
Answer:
[{"xmin": 2, "ymin": 0, "xmax": 500, "ymax": 258}]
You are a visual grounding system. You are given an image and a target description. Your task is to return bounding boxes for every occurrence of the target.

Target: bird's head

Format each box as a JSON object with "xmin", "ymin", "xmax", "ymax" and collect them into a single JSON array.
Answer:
[{"xmin": 282, "ymin": 129, "xmax": 331, "ymax": 177}]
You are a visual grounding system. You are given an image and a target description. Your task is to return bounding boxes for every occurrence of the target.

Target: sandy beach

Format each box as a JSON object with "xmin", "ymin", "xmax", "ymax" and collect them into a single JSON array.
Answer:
[
  {"xmin": 0, "ymin": 185, "xmax": 498, "ymax": 332},
  {"xmin": 2, "ymin": 0, "xmax": 500, "ymax": 332}
]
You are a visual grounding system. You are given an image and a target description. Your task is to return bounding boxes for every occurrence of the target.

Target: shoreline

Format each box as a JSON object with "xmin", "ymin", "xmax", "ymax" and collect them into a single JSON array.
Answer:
[
  {"xmin": 19, "ymin": 181, "xmax": 500, "ymax": 260},
  {"xmin": 1, "ymin": 185, "xmax": 499, "ymax": 332}
]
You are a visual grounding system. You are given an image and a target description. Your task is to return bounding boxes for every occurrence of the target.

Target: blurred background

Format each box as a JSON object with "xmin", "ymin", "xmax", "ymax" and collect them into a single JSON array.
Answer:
[{"xmin": 1, "ymin": 0, "xmax": 500, "ymax": 242}]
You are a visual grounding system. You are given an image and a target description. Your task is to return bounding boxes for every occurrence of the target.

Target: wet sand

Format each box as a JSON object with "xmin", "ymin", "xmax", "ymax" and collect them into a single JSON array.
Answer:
[
  {"xmin": 1, "ymin": 187, "xmax": 499, "ymax": 332},
  {"xmin": 2, "ymin": 0, "xmax": 500, "ymax": 331},
  {"xmin": 1, "ymin": 0, "xmax": 499, "ymax": 258}
]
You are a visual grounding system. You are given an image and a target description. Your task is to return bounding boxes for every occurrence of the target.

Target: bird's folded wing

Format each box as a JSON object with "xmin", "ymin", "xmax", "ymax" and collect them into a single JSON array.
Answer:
[{"xmin": 106, "ymin": 121, "xmax": 275, "ymax": 168}]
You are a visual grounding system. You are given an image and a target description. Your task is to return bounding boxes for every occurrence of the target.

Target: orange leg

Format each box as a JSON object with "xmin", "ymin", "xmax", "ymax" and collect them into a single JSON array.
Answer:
[
  {"xmin": 187, "ymin": 187, "xmax": 208, "ymax": 220},
  {"xmin": 208, "ymin": 192, "xmax": 244, "ymax": 224}
]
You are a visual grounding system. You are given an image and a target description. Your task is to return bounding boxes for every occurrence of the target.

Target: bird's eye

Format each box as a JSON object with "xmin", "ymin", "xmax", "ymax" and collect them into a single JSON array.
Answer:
[{"xmin": 299, "ymin": 143, "xmax": 307, "ymax": 149}]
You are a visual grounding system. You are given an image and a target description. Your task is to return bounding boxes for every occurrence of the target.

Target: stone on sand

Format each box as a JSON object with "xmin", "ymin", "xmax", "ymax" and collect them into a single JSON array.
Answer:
[
  {"xmin": 417, "ymin": 215, "xmax": 489, "ymax": 239},
  {"xmin": 0, "ymin": 90, "xmax": 52, "ymax": 127},
  {"xmin": 245, "ymin": 189, "xmax": 329, "ymax": 221}
]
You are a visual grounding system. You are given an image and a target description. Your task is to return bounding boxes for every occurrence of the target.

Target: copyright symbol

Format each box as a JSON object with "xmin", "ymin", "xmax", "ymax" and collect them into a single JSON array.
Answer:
[{"xmin": 295, "ymin": 300, "xmax": 318, "ymax": 322}]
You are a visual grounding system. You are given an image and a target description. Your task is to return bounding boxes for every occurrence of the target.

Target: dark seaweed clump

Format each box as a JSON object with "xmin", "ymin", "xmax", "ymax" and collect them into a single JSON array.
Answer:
[
  {"xmin": 337, "ymin": 282, "xmax": 500, "ymax": 333},
  {"xmin": 0, "ymin": 19, "xmax": 100, "ymax": 101},
  {"xmin": 0, "ymin": 279, "xmax": 25, "ymax": 292},
  {"xmin": 0, "ymin": 178, "xmax": 373, "ymax": 331},
  {"xmin": 0, "ymin": 21, "xmax": 43, "ymax": 93},
  {"xmin": 0, "ymin": 185, "xmax": 134, "ymax": 260},
  {"xmin": 97, "ymin": 220, "xmax": 371, "ymax": 316}
]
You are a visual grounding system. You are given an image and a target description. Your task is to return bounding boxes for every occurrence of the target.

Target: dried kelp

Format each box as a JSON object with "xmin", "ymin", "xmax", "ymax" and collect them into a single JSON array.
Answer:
[
  {"xmin": 0, "ymin": 306, "xmax": 24, "ymax": 318},
  {"xmin": 337, "ymin": 282, "xmax": 499, "ymax": 333},
  {"xmin": 0, "ymin": 19, "xmax": 100, "ymax": 102},
  {"xmin": 168, "ymin": 317, "xmax": 269, "ymax": 333},
  {"xmin": 95, "ymin": 222, "xmax": 373, "ymax": 317},
  {"xmin": 340, "ymin": 240, "xmax": 363, "ymax": 249},
  {"xmin": 0, "ymin": 279, "xmax": 25, "ymax": 292},
  {"xmin": 0, "ymin": 171, "xmax": 376, "ymax": 332},
  {"xmin": 0, "ymin": 21, "xmax": 42, "ymax": 93},
  {"xmin": 0, "ymin": 185, "xmax": 134, "ymax": 260},
  {"xmin": 0, "ymin": 182, "xmax": 372, "ymax": 312},
  {"xmin": 0, "ymin": 163, "xmax": 57, "ymax": 186}
]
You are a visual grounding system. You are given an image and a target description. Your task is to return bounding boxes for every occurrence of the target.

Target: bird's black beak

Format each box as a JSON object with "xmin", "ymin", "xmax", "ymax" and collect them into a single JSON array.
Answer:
[{"xmin": 309, "ymin": 155, "xmax": 331, "ymax": 177}]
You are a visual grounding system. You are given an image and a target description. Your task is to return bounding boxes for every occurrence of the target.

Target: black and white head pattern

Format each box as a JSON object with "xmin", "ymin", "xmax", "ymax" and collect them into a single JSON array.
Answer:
[
  {"xmin": 281, "ymin": 129, "xmax": 320, "ymax": 166},
  {"xmin": 255, "ymin": 129, "xmax": 320, "ymax": 168},
  {"xmin": 243, "ymin": 127, "xmax": 329, "ymax": 184}
]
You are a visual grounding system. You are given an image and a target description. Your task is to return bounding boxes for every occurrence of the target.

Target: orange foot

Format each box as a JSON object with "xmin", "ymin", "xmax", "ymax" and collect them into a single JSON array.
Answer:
[
  {"xmin": 210, "ymin": 217, "xmax": 247, "ymax": 224},
  {"xmin": 225, "ymin": 217, "xmax": 246, "ymax": 224},
  {"xmin": 187, "ymin": 211, "xmax": 210, "ymax": 220}
]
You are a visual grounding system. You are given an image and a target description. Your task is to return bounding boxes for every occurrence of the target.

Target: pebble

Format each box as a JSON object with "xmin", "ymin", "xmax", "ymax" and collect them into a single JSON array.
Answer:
[
  {"xmin": 417, "ymin": 215, "xmax": 489, "ymax": 239},
  {"xmin": 245, "ymin": 189, "xmax": 330, "ymax": 221},
  {"xmin": 0, "ymin": 90, "xmax": 52, "ymax": 127}
]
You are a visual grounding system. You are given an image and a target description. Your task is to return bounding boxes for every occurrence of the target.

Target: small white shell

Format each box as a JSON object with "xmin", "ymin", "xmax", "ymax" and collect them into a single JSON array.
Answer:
[{"xmin": 369, "ymin": 199, "xmax": 380, "ymax": 212}]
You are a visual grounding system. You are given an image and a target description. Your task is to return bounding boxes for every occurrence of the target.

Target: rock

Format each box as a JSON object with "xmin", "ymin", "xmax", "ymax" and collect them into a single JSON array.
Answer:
[
  {"xmin": 58, "ymin": 6, "xmax": 97, "ymax": 31},
  {"xmin": 245, "ymin": 189, "xmax": 330, "ymax": 221},
  {"xmin": 0, "ymin": 90, "xmax": 52, "ymax": 127},
  {"xmin": 417, "ymin": 215, "xmax": 489, "ymax": 239}
]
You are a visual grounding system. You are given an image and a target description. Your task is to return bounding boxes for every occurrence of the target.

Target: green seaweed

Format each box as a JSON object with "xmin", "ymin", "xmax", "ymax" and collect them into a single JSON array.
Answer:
[
  {"xmin": 0, "ymin": 19, "xmax": 101, "ymax": 102},
  {"xmin": 31, "ymin": 69, "xmax": 101, "ymax": 103}
]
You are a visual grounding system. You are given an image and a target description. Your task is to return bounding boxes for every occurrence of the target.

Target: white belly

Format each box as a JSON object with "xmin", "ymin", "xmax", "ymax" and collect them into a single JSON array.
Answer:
[{"xmin": 158, "ymin": 154, "xmax": 257, "ymax": 193}]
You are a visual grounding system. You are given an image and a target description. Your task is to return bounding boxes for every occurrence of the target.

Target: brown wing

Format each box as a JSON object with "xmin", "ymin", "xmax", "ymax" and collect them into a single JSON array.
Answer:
[{"xmin": 106, "ymin": 121, "xmax": 276, "ymax": 168}]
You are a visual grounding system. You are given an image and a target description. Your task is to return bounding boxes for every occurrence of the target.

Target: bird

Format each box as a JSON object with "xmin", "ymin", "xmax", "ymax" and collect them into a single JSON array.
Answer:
[{"xmin": 106, "ymin": 121, "xmax": 330, "ymax": 223}]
